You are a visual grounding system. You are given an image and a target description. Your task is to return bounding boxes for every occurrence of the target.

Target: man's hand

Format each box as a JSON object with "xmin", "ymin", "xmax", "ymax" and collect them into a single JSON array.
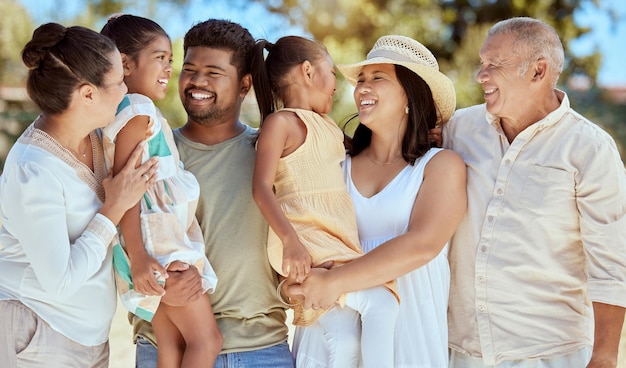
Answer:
[
  {"xmin": 160, "ymin": 261, "xmax": 204, "ymax": 307},
  {"xmin": 429, "ymin": 126, "xmax": 443, "ymax": 147}
]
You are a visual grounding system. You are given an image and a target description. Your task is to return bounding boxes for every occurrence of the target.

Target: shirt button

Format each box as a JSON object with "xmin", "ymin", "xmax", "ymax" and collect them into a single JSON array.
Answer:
[
  {"xmin": 496, "ymin": 188, "xmax": 503, "ymax": 195},
  {"xmin": 477, "ymin": 275, "xmax": 484, "ymax": 282},
  {"xmin": 481, "ymin": 245, "xmax": 487, "ymax": 252},
  {"xmin": 478, "ymin": 305, "xmax": 486, "ymax": 311},
  {"xmin": 488, "ymin": 215, "xmax": 494, "ymax": 222},
  {"xmin": 505, "ymin": 159, "xmax": 511, "ymax": 165}
]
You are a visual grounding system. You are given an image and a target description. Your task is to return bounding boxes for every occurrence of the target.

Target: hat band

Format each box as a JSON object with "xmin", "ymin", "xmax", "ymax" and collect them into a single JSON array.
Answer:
[{"xmin": 367, "ymin": 49, "xmax": 419, "ymax": 65}]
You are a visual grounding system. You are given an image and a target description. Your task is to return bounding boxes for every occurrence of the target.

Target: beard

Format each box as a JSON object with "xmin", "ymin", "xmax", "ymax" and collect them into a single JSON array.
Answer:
[
  {"xmin": 183, "ymin": 102, "xmax": 226, "ymax": 126},
  {"xmin": 180, "ymin": 87, "xmax": 242, "ymax": 127}
]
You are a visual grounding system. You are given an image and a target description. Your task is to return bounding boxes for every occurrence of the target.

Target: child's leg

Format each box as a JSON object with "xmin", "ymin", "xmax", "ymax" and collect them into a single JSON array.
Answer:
[
  {"xmin": 152, "ymin": 306, "xmax": 184, "ymax": 368},
  {"xmin": 315, "ymin": 306, "xmax": 361, "ymax": 368},
  {"xmin": 345, "ymin": 286, "xmax": 399, "ymax": 368},
  {"xmin": 152, "ymin": 294, "xmax": 223, "ymax": 368}
]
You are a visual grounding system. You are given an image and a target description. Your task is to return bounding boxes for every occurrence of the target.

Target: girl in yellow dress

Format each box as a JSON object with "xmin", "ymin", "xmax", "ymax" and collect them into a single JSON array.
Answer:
[{"xmin": 250, "ymin": 36, "xmax": 398, "ymax": 368}]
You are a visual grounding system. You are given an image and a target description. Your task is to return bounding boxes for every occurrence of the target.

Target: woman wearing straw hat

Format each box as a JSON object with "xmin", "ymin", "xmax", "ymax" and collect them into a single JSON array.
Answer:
[{"xmin": 289, "ymin": 35, "xmax": 466, "ymax": 367}]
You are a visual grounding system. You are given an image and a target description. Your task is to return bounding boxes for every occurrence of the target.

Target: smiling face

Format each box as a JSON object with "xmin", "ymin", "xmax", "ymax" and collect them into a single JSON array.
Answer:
[
  {"xmin": 353, "ymin": 63, "xmax": 408, "ymax": 132},
  {"xmin": 123, "ymin": 35, "xmax": 172, "ymax": 101},
  {"xmin": 178, "ymin": 46, "xmax": 247, "ymax": 127},
  {"xmin": 476, "ymin": 33, "xmax": 534, "ymax": 119}
]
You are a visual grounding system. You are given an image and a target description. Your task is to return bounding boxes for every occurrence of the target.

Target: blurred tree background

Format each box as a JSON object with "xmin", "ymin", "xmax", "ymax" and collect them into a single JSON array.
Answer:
[{"xmin": 1, "ymin": 0, "xmax": 625, "ymax": 171}]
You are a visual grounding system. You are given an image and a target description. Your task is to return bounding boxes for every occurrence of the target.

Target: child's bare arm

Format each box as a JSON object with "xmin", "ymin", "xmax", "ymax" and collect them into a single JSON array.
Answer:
[
  {"xmin": 114, "ymin": 115, "xmax": 168, "ymax": 296},
  {"xmin": 252, "ymin": 113, "xmax": 312, "ymax": 283}
]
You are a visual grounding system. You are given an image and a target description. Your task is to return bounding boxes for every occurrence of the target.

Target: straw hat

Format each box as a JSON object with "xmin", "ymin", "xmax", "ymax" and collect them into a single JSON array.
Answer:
[{"xmin": 338, "ymin": 35, "xmax": 456, "ymax": 124}]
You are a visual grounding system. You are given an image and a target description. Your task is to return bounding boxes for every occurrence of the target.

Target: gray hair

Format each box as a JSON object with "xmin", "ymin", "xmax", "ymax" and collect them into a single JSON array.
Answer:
[{"xmin": 488, "ymin": 17, "xmax": 564, "ymax": 87}]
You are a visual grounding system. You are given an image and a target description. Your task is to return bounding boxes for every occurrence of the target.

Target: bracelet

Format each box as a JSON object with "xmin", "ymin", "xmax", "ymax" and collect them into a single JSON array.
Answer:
[{"xmin": 276, "ymin": 278, "xmax": 301, "ymax": 307}]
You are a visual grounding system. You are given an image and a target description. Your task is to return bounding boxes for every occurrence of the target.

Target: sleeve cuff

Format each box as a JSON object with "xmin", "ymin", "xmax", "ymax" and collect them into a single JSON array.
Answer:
[
  {"xmin": 86, "ymin": 213, "xmax": 118, "ymax": 245},
  {"xmin": 588, "ymin": 280, "xmax": 626, "ymax": 308}
]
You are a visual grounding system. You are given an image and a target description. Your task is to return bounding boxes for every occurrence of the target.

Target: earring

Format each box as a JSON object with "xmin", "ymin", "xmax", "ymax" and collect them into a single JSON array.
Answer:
[{"xmin": 405, "ymin": 106, "xmax": 409, "ymax": 114}]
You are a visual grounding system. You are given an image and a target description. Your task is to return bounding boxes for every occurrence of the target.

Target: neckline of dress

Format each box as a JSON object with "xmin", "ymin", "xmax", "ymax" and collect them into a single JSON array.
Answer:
[{"xmin": 347, "ymin": 155, "xmax": 410, "ymax": 200}]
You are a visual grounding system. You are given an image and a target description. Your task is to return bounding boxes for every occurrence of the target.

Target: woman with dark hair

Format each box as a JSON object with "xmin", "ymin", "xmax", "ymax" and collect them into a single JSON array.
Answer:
[
  {"xmin": 0, "ymin": 23, "xmax": 157, "ymax": 367},
  {"xmin": 290, "ymin": 35, "xmax": 467, "ymax": 368}
]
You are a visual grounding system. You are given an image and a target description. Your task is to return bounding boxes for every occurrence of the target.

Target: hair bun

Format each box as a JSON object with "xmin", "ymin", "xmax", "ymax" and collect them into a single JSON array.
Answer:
[{"xmin": 22, "ymin": 23, "xmax": 67, "ymax": 70}]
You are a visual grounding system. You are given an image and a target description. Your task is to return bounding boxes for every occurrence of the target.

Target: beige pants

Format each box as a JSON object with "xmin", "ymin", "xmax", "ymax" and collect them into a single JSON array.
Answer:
[
  {"xmin": 0, "ymin": 300, "xmax": 109, "ymax": 368},
  {"xmin": 449, "ymin": 347, "xmax": 592, "ymax": 368}
]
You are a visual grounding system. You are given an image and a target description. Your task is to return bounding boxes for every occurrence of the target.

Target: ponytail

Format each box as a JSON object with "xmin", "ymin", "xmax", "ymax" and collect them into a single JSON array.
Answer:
[{"xmin": 250, "ymin": 39, "xmax": 276, "ymax": 123}]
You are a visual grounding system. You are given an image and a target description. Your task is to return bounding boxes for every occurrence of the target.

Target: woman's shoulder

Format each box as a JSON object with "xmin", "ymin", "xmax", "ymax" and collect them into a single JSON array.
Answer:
[
  {"xmin": 1, "ymin": 147, "xmax": 62, "ymax": 195},
  {"xmin": 421, "ymin": 148, "xmax": 466, "ymax": 186},
  {"xmin": 421, "ymin": 148, "xmax": 465, "ymax": 174}
]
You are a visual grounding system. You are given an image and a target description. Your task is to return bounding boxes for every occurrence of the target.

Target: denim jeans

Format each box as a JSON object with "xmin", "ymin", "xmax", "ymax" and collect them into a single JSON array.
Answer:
[{"xmin": 135, "ymin": 336, "xmax": 294, "ymax": 368}]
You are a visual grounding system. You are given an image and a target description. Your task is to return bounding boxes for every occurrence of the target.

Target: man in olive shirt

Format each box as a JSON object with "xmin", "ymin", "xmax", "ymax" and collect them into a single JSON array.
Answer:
[{"xmin": 133, "ymin": 19, "xmax": 294, "ymax": 368}]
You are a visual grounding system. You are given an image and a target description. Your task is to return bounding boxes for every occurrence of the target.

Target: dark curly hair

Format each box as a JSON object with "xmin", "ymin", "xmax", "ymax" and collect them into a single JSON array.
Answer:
[{"xmin": 183, "ymin": 19, "xmax": 255, "ymax": 79}]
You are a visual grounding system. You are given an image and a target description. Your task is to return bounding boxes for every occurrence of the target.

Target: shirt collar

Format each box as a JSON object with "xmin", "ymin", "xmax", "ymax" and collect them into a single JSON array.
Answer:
[{"xmin": 484, "ymin": 89, "xmax": 570, "ymax": 132}]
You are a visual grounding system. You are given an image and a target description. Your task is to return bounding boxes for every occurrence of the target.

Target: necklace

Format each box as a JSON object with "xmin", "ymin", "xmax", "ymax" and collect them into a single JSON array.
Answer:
[
  {"xmin": 75, "ymin": 145, "xmax": 88, "ymax": 158},
  {"xmin": 68, "ymin": 136, "xmax": 90, "ymax": 159},
  {"xmin": 365, "ymin": 150, "xmax": 403, "ymax": 166}
]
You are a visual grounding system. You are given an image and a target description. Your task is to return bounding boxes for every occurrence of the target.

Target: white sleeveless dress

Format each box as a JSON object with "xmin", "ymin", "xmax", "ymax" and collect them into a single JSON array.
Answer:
[{"xmin": 293, "ymin": 148, "xmax": 450, "ymax": 368}]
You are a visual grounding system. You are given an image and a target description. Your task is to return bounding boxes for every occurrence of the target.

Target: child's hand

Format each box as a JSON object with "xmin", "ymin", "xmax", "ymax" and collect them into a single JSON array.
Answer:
[
  {"xmin": 282, "ymin": 241, "xmax": 312, "ymax": 283},
  {"xmin": 130, "ymin": 253, "xmax": 168, "ymax": 296}
]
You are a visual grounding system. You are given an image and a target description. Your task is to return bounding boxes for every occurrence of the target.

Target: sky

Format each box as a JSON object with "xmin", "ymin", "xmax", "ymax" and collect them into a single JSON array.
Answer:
[
  {"xmin": 570, "ymin": 0, "xmax": 626, "ymax": 87},
  {"xmin": 16, "ymin": 0, "xmax": 626, "ymax": 87}
]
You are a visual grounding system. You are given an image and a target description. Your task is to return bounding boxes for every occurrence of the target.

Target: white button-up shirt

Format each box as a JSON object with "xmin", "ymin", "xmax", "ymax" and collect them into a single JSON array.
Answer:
[{"xmin": 444, "ymin": 91, "xmax": 626, "ymax": 365}]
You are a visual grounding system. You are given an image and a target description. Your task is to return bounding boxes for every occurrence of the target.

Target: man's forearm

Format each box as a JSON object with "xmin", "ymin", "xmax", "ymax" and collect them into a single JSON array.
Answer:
[{"xmin": 588, "ymin": 302, "xmax": 625, "ymax": 368}]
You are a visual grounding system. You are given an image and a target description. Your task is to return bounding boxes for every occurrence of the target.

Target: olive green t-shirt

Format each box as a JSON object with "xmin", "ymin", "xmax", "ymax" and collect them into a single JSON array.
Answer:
[{"xmin": 132, "ymin": 124, "xmax": 288, "ymax": 353}]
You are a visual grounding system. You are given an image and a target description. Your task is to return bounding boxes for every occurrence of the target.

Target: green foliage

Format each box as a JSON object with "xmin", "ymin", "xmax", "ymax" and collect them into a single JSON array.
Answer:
[
  {"xmin": 252, "ymin": 0, "xmax": 624, "ymax": 162},
  {"xmin": 567, "ymin": 85, "xmax": 626, "ymax": 158},
  {"xmin": 0, "ymin": 1, "xmax": 34, "ymax": 86},
  {"xmin": 255, "ymin": 0, "xmax": 601, "ymax": 106},
  {"xmin": 1, "ymin": 0, "xmax": 624, "ymax": 166}
]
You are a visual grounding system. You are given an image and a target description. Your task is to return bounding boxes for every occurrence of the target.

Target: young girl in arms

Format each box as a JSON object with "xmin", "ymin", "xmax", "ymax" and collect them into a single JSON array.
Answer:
[
  {"xmin": 100, "ymin": 15, "xmax": 221, "ymax": 368},
  {"xmin": 250, "ymin": 36, "xmax": 399, "ymax": 368}
]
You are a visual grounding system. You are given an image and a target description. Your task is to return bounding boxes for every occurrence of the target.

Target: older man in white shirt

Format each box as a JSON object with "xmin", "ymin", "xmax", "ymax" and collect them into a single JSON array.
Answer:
[{"xmin": 444, "ymin": 16, "xmax": 626, "ymax": 368}]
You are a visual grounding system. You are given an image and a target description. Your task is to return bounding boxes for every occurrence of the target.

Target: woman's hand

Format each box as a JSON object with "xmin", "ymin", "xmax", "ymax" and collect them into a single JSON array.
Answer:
[
  {"xmin": 100, "ymin": 142, "xmax": 158, "ymax": 224},
  {"xmin": 288, "ymin": 266, "xmax": 341, "ymax": 310},
  {"xmin": 129, "ymin": 252, "xmax": 168, "ymax": 296}
]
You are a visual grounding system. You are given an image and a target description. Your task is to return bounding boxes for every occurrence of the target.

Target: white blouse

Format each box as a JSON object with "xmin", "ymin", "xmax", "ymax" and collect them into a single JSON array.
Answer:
[{"xmin": 0, "ymin": 124, "xmax": 118, "ymax": 346}]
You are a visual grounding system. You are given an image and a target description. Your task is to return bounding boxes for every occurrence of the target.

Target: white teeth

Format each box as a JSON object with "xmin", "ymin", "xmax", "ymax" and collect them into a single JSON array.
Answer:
[
  {"xmin": 191, "ymin": 92, "xmax": 213, "ymax": 100},
  {"xmin": 360, "ymin": 99, "xmax": 376, "ymax": 106},
  {"xmin": 484, "ymin": 88, "xmax": 496, "ymax": 94},
  {"xmin": 158, "ymin": 79, "xmax": 169, "ymax": 85}
]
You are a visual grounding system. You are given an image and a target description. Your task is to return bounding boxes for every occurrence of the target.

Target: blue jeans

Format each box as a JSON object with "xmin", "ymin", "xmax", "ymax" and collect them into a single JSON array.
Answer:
[{"xmin": 135, "ymin": 336, "xmax": 294, "ymax": 368}]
